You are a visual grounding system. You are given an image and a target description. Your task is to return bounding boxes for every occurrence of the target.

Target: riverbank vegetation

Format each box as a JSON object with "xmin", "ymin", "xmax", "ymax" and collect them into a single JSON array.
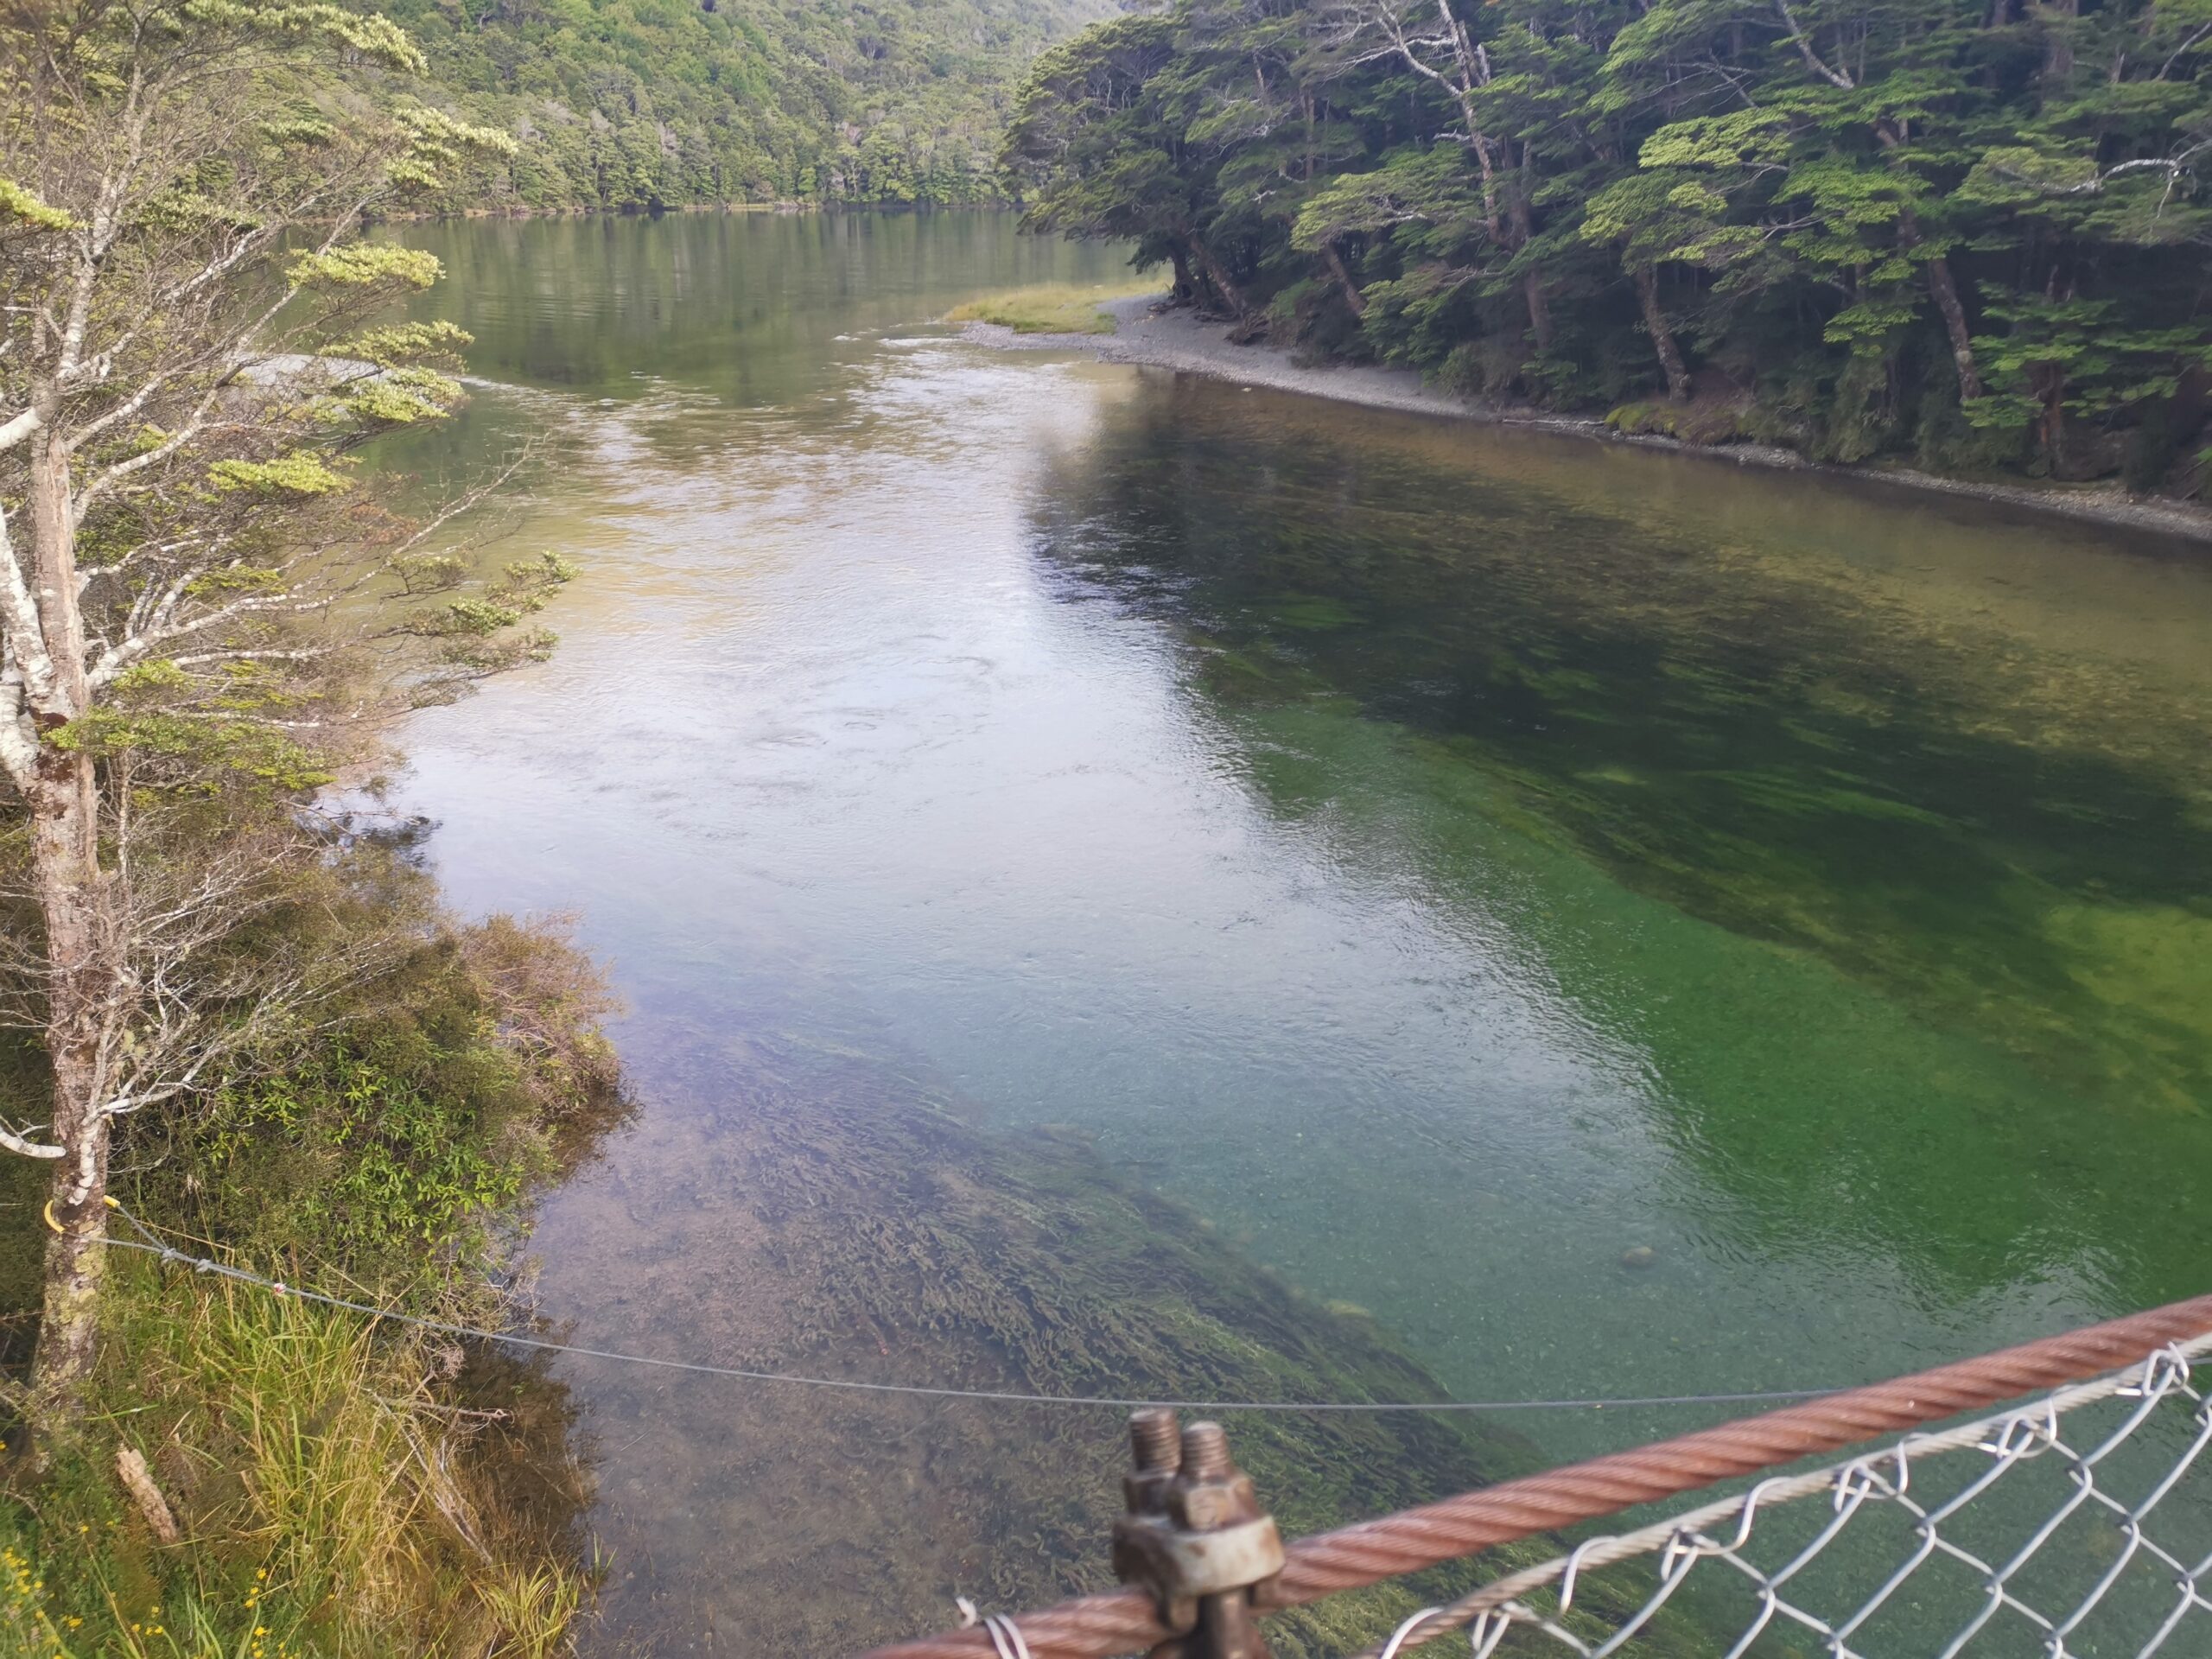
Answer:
[
  {"xmin": 0, "ymin": 893, "xmax": 613, "ymax": 1659},
  {"xmin": 361, "ymin": 0, "xmax": 1112, "ymax": 213},
  {"xmin": 1004, "ymin": 0, "xmax": 2212, "ymax": 494},
  {"xmin": 3, "ymin": 3, "xmax": 618, "ymax": 1651},
  {"xmin": 944, "ymin": 281, "xmax": 1140, "ymax": 333}
]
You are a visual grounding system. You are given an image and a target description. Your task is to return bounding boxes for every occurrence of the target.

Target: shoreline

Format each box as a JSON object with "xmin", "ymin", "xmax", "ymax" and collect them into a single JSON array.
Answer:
[
  {"xmin": 968, "ymin": 296, "xmax": 2212, "ymax": 547},
  {"xmin": 370, "ymin": 198, "xmax": 1015, "ymax": 225}
]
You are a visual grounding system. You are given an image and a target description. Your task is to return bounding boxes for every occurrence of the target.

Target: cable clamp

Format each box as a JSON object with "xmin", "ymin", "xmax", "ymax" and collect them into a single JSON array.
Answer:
[{"xmin": 1109, "ymin": 1410, "xmax": 1281, "ymax": 1657}]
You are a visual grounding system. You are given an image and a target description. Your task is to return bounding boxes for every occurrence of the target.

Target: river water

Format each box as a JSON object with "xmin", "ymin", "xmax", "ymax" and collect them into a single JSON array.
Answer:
[{"xmin": 378, "ymin": 211, "xmax": 2212, "ymax": 1654}]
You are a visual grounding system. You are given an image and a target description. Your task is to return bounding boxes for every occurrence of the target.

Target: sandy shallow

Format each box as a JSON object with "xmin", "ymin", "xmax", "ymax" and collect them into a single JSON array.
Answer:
[{"xmin": 965, "ymin": 294, "xmax": 2212, "ymax": 545}]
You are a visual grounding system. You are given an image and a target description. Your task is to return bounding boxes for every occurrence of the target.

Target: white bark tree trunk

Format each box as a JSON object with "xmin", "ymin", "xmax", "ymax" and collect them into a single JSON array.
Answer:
[{"xmin": 19, "ymin": 391, "xmax": 118, "ymax": 1445}]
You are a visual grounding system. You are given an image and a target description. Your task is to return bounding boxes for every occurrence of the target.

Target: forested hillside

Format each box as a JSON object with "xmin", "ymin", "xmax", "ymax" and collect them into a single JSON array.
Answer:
[
  {"xmin": 372, "ymin": 0, "xmax": 1112, "ymax": 210},
  {"xmin": 1004, "ymin": 0, "xmax": 2212, "ymax": 491}
]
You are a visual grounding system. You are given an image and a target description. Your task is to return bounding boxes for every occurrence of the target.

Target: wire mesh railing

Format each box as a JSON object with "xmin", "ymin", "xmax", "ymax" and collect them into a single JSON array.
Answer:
[
  {"xmin": 865, "ymin": 1295, "xmax": 2212, "ymax": 1659},
  {"xmin": 1373, "ymin": 1330, "xmax": 2212, "ymax": 1659}
]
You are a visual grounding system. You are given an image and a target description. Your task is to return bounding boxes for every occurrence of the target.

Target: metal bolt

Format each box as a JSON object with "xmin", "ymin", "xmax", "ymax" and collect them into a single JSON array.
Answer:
[
  {"xmin": 1131, "ymin": 1408, "xmax": 1181, "ymax": 1473},
  {"xmin": 1123, "ymin": 1408, "xmax": 1184, "ymax": 1522},
  {"xmin": 1180, "ymin": 1421, "xmax": 1230, "ymax": 1480}
]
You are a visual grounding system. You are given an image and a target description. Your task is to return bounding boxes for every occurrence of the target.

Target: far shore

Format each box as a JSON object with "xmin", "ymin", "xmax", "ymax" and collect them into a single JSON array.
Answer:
[{"xmin": 967, "ymin": 295, "xmax": 2212, "ymax": 547}]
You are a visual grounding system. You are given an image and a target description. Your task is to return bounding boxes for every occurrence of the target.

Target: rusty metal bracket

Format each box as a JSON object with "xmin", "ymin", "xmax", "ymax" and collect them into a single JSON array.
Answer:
[{"xmin": 1110, "ymin": 1410, "xmax": 1284, "ymax": 1659}]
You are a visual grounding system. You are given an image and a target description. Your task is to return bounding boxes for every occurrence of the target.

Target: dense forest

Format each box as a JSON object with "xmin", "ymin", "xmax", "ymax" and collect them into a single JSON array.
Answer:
[
  {"xmin": 1005, "ymin": 0, "xmax": 2212, "ymax": 488},
  {"xmin": 368, "ymin": 0, "xmax": 1111, "ymax": 210}
]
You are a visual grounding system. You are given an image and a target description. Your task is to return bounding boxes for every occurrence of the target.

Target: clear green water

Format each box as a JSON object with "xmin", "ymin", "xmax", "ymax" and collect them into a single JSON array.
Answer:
[{"xmin": 376, "ymin": 211, "xmax": 2212, "ymax": 1651}]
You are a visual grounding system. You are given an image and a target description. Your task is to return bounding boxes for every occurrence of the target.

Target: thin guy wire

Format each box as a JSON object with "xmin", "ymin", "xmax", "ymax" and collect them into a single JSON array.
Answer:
[{"xmin": 101, "ymin": 1206, "xmax": 1841, "ymax": 1415}]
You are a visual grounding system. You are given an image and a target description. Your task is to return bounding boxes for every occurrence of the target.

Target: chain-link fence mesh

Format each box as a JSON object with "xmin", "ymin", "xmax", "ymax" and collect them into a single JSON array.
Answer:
[{"xmin": 1374, "ymin": 1333, "xmax": 2212, "ymax": 1659}]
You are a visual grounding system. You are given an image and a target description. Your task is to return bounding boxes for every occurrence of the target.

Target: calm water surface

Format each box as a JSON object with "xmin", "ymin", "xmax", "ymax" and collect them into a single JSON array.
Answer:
[{"xmin": 380, "ymin": 212, "xmax": 2212, "ymax": 1652}]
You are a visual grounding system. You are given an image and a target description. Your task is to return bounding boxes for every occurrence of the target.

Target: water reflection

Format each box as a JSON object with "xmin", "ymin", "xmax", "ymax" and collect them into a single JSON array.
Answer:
[
  {"xmin": 380, "ymin": 212, "xmax": 2212, "ymax": 1653},
  {"xmin": 1020, "ymin": 378, "xmax": 2212, "ymax": 1312}
]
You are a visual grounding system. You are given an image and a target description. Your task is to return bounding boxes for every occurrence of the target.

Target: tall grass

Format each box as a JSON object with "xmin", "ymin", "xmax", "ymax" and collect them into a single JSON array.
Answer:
[
  {"xmin": 0, "ymin": 1255, "xmax": 582, "ymax": 1659},
  {"xmin": 943, "ymin": 282, "xmax": 1154, "ymax": 335}
]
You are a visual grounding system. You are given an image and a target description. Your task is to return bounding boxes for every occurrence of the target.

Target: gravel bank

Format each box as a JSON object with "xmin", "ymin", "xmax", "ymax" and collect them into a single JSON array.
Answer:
[{"xmin": 964, "ymin": 294, "xmax": 2212, "ymax": 546}]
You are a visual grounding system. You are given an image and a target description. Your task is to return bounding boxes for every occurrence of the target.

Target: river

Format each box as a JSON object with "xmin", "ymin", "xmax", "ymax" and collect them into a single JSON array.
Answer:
[{"xmin": 374, "ymin": 210, "xmax": 2212, "ymax": 1654}]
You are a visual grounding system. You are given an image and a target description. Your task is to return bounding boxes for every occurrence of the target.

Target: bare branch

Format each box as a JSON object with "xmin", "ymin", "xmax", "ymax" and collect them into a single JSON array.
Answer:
[
  {"xmin": 0, "ymin": 1123, "xmax": 66, "ymax": 1160},
  {"xmin": 1775, "ymin": 0, "xmax": 1855, "ymax": 89}
]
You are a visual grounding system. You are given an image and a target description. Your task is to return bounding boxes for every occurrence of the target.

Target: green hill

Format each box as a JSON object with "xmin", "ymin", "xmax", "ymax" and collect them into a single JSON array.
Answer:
[{"xmin": 370, "ymin": 0, "xmax": 1114, "ymax": 210}]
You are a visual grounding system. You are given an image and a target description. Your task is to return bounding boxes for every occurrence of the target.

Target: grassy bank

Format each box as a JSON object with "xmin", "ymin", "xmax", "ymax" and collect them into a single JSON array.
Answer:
[
  {"xmin": 944, "ymin": 282, "xmax": 1148, "ymax": 335},
  {"xmin": 1, "ymin": 880, "xmax": 620, "ymax": 1659},
  {"xmin": 0, "ymin": 1256, "xmax": 580, "ymax": 1659}
]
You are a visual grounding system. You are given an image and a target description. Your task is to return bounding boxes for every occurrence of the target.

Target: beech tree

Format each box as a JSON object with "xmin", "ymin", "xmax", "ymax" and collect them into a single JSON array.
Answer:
[
  {"xmin": 1008, "ymin": 0, "xmax": 2212, "ymax": 478},
  {"xmin": 1003, "ymin": 15, "xmax": 1255, "ymax": 316},
  {"xmin": 0, "ymin": 0, "xmax": 559, "ymax": 1440}
]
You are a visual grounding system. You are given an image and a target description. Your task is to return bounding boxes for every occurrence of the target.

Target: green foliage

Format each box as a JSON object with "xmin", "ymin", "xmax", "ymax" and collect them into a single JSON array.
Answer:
[
  {"xmin": 357, "ymin": 0, "xmax": 1111, "ymax": 211},
  {"xmin": 1968, "ymin": 296, "xmax": 2212, "ymax": 435},
  {"xmin": 432, "ymin": 626, "xmax": 558, "ymax": 680},
  {"xmin": 1007, "ymin": 0, "xmax": 2212, "ymax": 489},
  {"xmin": 388, "ymin": 550, "xmax": 466, "ymax": 594},
  {"xmin": 433, "ymin": 597, "xmax": 523, "ymax": 636},
  {"xmin": 0, "ymin": 1252, "xmax": 582, "ymax": 1659},
  {"xmin": 406, "ymin": 552, "xmax": 575, "ymax": 642},
  {"xmin": 317, "ymin": 365, "xmax": 463, "ymax": 427},
  {"xmin": 183, "ymin": 0, "xmax": 430, "ymax": 73},
  {"xmin": 335, "ymin": 320, "xmax": 474, "ymax": 369},
  {"xmin": 155, "ymin": 887, "xmax": 620, "ymax": 1272},
  {"xmin": 200, "ymin": 1052, "xmax": 536, "ymax": 1254},
  {"xmin": 0, "ymin": 178, "xmax": 71, "ymax": 231},
  {"xmin": 48, "ymin": 710, "xmax": 334, "ymax": 791},
  {"xmin": 0, "ymin": 849, "xmax": 615, "ymax": 1656},
  {"xmin": 1604, "ymin": 396, "xmax": 1760, "ymax": 446},
  {"xmin": 285, "ymin": 244, "xmax": 442, "ymax": 291},
  {"xmin": 489, "ymin": 550, "xmax": 575, "ymax": 612},
  {"xmin": 206, "ymin": 452, "xmax": 351, "ymax": 495}
]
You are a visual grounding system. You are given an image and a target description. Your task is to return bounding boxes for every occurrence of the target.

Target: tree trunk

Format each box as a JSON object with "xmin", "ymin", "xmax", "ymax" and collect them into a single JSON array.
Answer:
[
  {"xmin": 22, "ymin": 403, "xmax": 116, "ymax": 1451},
  {"xmin": 1446, "ymin": 92, "xmax": 1502, "ymax": 240},
  {"xmin": 23, "ymin": 743, "xmax": 112, "ymax": 1451},
  {"xmin": 1635, "ymin": 265, "xmax": 1692, "ymax": 402},
  {"xmin": 2043, "ymin": 0, "xmax": 2077, "ymax": 88},
  {"xmin": 1506, "ymin": 190, "xmax": 1552, "ymax": 351},
  {"xmin": 2040, "ymin": 373, "xmax": 2068, "ymax": 471},
  {"xmin": 1923, "ymin": 248, "xmax": 1985, "ymax": 401},
  {"xmin": 1885, "ymin": 200, "xmax": 1984, "ymax": 403},
  {"xmin": 29, "ymin": 930, "xmax": 111, "ymax": 1449},
  {"xmin": 1870, "ymin": 119, "xmax": 1985, "ymax": 404},
  {"xmin": 1522, "ymin": 269, "xmax": 1554, "ymax": 352},
  {"xmin": 1191, "ymin": 238, "xmax": 1249, "ymax": 319},
  {"xmin": 1323, "ymin": 239, "xmax": 1366, "ymax": 318},
  {"xmin": 1166, "ymin": 242, "xmax": 1198, "ymax": 307}
]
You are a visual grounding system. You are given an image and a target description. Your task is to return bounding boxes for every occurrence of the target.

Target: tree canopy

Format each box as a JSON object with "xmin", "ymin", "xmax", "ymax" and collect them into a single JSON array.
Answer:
[
  {"xmin": 1005, "ymin": 0, "xmax": 2212, "ymax": 486},
  {"xmin": 362, "ymin": 0, "xmax": 1116, "ymax": 210}
]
